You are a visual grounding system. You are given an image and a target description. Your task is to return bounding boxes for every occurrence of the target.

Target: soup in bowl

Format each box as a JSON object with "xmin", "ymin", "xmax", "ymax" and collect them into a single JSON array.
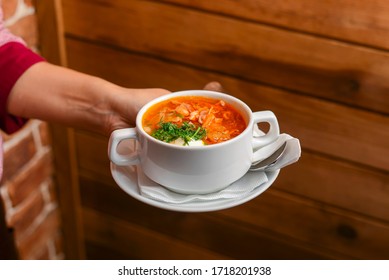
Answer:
[
  {"xmin": 109, "ymin": 90, "xmax": 279, "ymax": 194},
  {"xmin": 142, "ymin": 96, "xmax": 247, "ymax": 146}
]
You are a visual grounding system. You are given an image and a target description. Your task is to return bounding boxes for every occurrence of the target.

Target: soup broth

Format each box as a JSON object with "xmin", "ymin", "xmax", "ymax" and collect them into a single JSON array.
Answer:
[{"xmin": 142, "ymin": 96, "xmax": 246, "ymax": 145}]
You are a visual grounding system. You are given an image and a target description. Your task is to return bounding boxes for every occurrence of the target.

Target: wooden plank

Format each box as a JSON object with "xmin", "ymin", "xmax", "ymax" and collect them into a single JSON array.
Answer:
[
  {"xmin": 67, "ymin": 39, "xmax": 389, "ymax": 171},
  {"xmin": 0, "ymin": 195, "xmax": 18, "ymax": 259},
  {"xmin": 161, "ymin": 0, "xmax": 389, "ymax": 51},
  {"xmin": 36, "ymin": 0, "xmax": 65, "ymax": 66},
  {"xmin": 220, "ymin": 190, "xmax": 389, "ymax": 259},
  {"xmin": 275, "ymin": 153, "xmax": 389, "ymax": 222},
  {"xmin": 59, "ymin": 0, "xmax": 389, "ymax": 261},
  {"xmin": 75, "ymin": 129, "xmax": 389, "ymax": 222},
  {"xmin": 62, "ymin": 0, "xmax": 389, "ymax": 114},
  {"xmin": 79, "ymin": 176, "xmax": 337, "ymax": 259},
  {"xmin": 82, "ymin": 207, "xmax": 229, "ymax": 260},
  {"xmin": 85, "ymin": 242, "xmax": 131, "ymax": 260},
  {"xmin": 76, "ymin": 139, "xmax": 389, "ymax": 259},
  {"xmin": 74, "ymin": 131, "xmax": 111, "ymax": 179},
  {"xmin": 36, "ymin": 0, "xmax": 85, "ymax": 259},
  {"xmin": 47, "ymin": 126, "xmax": 85, "ymax": 260},
  {"xmin": 74, "ymin": 131, "xmax": 389, "ymax": 259}
]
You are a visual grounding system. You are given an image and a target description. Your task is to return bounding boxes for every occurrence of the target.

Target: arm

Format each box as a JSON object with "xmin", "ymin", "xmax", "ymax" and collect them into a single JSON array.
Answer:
[{"xmin": 7, "ymin": 62, "xmax": 169, "ymax": 136}]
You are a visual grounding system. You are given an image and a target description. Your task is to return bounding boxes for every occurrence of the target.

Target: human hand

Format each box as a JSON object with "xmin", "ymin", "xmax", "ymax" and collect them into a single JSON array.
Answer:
[
  {"xmin": 106, "ymin": 87, "xmax": 170, "ymax": 134},
  {"xmin": 203, "ymin": 81, "xmax": 224, "ymax": 92}
]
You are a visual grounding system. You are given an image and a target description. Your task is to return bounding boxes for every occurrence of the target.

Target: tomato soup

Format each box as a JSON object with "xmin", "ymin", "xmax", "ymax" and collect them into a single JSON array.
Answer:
[{"xmin": 142, "ymin": 96, "xmax": 246, "ymax": 145}]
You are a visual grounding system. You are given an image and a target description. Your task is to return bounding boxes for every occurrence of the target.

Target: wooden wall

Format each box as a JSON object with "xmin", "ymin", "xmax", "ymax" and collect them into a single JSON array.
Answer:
[{"xmin": 50, "ymin": 0, "xmax": 389, "ymax": 259}]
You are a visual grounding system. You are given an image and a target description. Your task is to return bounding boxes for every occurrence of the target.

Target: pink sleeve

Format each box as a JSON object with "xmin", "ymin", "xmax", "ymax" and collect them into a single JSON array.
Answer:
[{"xmin": 0, "ymin": 42, "xmax": 45, "ymax": 134}]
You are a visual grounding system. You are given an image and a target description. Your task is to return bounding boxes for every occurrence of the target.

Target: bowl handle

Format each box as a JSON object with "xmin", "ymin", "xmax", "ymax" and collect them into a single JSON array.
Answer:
[
  {"xmin": 108, "ymin": 128, "xmax": 140, "ymax": 166},
  {"xmin": 251, "ymin": 111, "xmax": 280, "ymax": 150}
]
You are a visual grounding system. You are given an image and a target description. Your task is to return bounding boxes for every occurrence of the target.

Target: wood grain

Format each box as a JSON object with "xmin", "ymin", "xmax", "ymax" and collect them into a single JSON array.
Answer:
[
  {"xmin": 67, "ymin": 39, "xmax": 389, "ymax": 171},
  {"xmin": 75, "ymin": 130, "xmax": 389, "ymax": 259},
  {"xmin": 62, "ymin": 0, "xmax": 389, "ymax": 114},
  {"xmin": 79, "ymin": 175, "xmax": 337, "ymax": 259},
  {"xmin": 275, "ymin": 152, "xmax": 389, "ymax": 222},
  {"xmin": 221, "ymin": 190, "xmax": 389, "ymax": 259},
  {"xmin": 75, "ymin": 128, "xmax": 389, "ymax": 223},
  {"xmin": 69, "ymin": 37, "xmax": 389, "ymax": 259},
  {"xmin": 82, "ymin": 208, "xmax": 228, "ymax": 260},
  {"xmin": 51, "ymin": 0, "xmax": 389, "ymax": 260},
  {"xmin": 79, "ymin": 165, "xmax": 388, "ymax": 260},
  {"xmin": 0, "ymin": 196, "xmax": 18, "ymax": 259},
  {"xmin": 36, "ymin": 0, "xmax": 85, "ymax": 260},
  {"xmin": 161, "ymin": 0, "xmax": 389, "ymax": 51}
]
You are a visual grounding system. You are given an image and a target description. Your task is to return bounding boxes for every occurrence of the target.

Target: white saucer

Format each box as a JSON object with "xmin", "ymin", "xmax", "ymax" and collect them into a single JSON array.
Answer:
[{"xmin": 110, "ymin": 163, "xmax": 280, "ymax": 212}]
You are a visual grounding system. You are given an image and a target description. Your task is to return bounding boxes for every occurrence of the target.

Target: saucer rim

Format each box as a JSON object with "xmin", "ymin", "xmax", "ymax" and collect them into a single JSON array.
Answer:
[{"xmin": 110, "ymin": 163, "xmax": 280, "ymax": 212}]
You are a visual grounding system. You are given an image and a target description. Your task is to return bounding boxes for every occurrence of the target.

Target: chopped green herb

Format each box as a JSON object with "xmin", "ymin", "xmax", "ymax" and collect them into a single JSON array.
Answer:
[{"xmin": 152, "ymin": 122, "xmax": 206, "ymax": 145}]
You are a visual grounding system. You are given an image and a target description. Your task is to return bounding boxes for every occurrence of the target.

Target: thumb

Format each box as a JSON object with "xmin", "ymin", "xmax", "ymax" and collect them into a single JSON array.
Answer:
[{"xmin": 203, "ymin": 81, "xmax": 224, "ymax": 92}]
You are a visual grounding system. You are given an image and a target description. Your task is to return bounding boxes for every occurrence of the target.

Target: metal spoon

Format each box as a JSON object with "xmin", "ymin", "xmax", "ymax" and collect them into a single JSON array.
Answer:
[{"xmin": 249, "ymin": 142, "xmax": 287, "ymax": 171}]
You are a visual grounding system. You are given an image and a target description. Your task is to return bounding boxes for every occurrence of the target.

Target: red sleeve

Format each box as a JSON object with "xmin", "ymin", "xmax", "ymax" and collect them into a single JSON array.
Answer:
[{"xmin": 0, "ymin": 42, "xmax": 45, "ymax": 134}]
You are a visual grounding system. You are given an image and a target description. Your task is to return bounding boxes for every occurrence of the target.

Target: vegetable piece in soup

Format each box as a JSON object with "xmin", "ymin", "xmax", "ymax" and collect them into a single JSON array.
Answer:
[{"xmin": 142, "ymin": 96, "xmax": 246, "ymax": 145}]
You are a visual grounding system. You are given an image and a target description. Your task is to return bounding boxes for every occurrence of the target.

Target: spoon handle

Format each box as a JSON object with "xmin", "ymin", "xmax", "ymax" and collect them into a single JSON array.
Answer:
[
  {"xmin": 265, "ymin": 138, "xmax": 301, "ymax": 172},
  {"xmin": 249, "ymin": 142, "xmax": 287, "ymax": 171}
]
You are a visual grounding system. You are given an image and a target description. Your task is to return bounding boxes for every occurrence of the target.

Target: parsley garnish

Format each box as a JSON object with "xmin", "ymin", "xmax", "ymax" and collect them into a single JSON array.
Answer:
[{"xmin": 152, "ymin": 122, "xmax": 206, "ymax": 145}]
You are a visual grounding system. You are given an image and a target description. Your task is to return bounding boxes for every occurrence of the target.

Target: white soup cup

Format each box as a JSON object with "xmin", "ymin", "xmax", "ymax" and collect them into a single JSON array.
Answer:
[{"xmin": 108, "ymin": 90, "xmax": 279, "ymax": 194}]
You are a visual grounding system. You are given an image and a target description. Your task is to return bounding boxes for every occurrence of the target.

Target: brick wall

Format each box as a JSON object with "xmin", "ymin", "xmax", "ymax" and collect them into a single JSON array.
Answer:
[{"xmin": 0, "ymin": 0, "xmax": 63, "ymax": 259}]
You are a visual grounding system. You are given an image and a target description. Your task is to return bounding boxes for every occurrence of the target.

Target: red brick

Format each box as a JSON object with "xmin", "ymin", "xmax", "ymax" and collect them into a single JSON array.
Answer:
[
  {"xmin": 1, "ymin": 131, "xmax": 36, "ymax": 184},
  {"xmin": 47, "ymin": 180, "xmax": 57, "ymax": 203},
  {"xmin": 53, "ymin": 231, "xmax": 64, "ymax": 258},
  {"xmin": 8, "ymin": 190, "xmax": 45, "ymax": 239},
  {"xmin": 1, "ymin": 0, "xmax": 60, "ymax": 261},
  {"xmin": 1, "ymin": 0, "xmax": 61, "ymax": 261},
  {"xmin": 16, "ymin": 209, "xmax": 61, "ymax": 259},
  {"xmin": 25, "ymin": 0, "xmax": 34, "ymax": 8},
  {"xmin": 34, "ymin": 245, "xmax": 50, "ymax": 260},
  {"xmin": 7, "ymin": 151, "xmax": 53, "ymax": 207},
  {"xmin": 2, "ymin": 0, "xmax": 36, "ymax": 19},
  {"xmin": 0, "ymin": 131, "xmax": 10, "ymax": 142},
  {"xmin": 1, "ymin": 0, "xmax": 18, "ymax": 19},
  {"xmin": 38, "ymin": 122, "xmax": 52, "ymax": 147},
  {"xmin": 8, "ymin": 14, "xmax": 38, "ymax": 47}
]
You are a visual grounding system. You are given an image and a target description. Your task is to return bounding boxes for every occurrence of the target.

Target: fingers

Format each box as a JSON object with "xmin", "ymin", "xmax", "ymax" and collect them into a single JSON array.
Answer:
[{"xmin": 203, "ymin": 81, "xmax": 224, "ymax": 92}]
